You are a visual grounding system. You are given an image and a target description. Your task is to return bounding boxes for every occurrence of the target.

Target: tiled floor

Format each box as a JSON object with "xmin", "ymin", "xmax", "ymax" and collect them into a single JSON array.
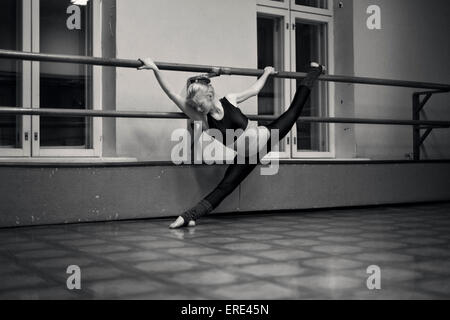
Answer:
[{"xmin": 1, "ymin": 202, "xmax": 450, "ymax": 300}]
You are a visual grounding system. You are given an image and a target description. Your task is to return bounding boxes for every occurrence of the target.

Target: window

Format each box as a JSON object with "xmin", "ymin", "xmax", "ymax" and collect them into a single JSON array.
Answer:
[
  {"xmin": 258, "ymin": 0, "xmax": 332, "ymax": 15},
  {"xmin": 0, "ymin": 0, "xmax": 22, "ymax": 150},
  {"xmin": 257, "ymin": 0, "xmax": 290, "ymax": 10},
  {"xmin": 294, "ymin": 21, "xmax": 329, "ymax": 154},
  {"xmin": 0, "ymin": 0, "xmax": 101, "ymax": 158},
  {"xmin": 257, "ymin": 0, "xmax": 334, "ymax": 159},
  {"xmin": 295, "ymin": 0, "xmax": 328, "ymax": 9},
  {"xmin": 257, "ymin": 14, "xmax": 288, "ymax": 156},
  {"xmin": 39, "ymin": 0, "xmax": 93, "ymax": 149}
]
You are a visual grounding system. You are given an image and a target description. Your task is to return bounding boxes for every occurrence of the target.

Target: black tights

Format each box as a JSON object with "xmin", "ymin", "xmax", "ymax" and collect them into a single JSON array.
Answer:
[
  {"xmin": 181, "ymin": 85, "xmax": 311, "ymax": 222},
  {"xmin": 205, "ymin": 85, "xmax": 311, "ymax": 207}
]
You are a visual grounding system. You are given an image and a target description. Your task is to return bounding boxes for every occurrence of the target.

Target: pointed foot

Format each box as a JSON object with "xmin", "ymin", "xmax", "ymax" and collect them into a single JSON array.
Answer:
[{"xmin": 169, "ymin": 216, "xmax": 196, "ymax": 229}]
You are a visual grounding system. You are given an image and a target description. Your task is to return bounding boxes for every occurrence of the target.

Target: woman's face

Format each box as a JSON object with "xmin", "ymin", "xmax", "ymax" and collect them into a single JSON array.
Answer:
[{"xmin": 194, "ymin": 85, "xmax": 215, "ymax": 114}]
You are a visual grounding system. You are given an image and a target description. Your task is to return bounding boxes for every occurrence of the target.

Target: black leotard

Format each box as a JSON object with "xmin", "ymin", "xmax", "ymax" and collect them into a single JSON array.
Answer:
[{"xmin": 207, "ymin": 97, "xmax": 249, "ymax": 138}]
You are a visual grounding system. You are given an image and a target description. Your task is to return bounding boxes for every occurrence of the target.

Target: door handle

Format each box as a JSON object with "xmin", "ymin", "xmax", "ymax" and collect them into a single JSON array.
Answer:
[
  {"xmin": 24, "ymin": 132, "xmax": 29, "ymax": 141},
  {"xmin": 34, "ymin": 132, "xmax": 38, "ymax": 141}
]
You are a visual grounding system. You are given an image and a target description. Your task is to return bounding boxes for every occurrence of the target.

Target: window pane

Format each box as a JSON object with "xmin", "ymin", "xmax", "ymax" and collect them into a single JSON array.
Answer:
[
  {"xmin": 257, "ymin": 15, "xmax": 286, "ymax": 153},
  {"xmin": 0, "ymin": 0, "xmax": 22, "ymax": 148},
  {"xmin": 295, "ymin": 21, "xmax": 328, "ymax": 152},
  {"xmin": 40, "ymin": 0, "xmax": 92, "ymax": 148},
  {"xmin": 295, "ymin": 0, "xmax": 328, "ymax": 9}
]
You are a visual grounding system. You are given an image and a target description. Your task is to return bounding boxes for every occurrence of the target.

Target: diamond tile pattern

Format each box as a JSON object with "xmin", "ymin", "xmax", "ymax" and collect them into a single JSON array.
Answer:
[{"xmin": 0, "ymin": 202, "xmax": 450, "ymax": 299}]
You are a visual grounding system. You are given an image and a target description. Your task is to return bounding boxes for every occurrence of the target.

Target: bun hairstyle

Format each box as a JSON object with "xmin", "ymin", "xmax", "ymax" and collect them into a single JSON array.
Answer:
[{"xmin": 187, "ymin": 75, "xmax": 212, "ymax": 87}]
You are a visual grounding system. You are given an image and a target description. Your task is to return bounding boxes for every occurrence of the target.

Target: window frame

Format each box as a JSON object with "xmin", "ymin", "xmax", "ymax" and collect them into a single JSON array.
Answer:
[
  {"xmin": 256, "ymin": 6, "xmax": 291, "ymax": 160},
  {"xmin": 29, "ymin": 0, "xmax": 102, "ymax": 158},
  {"xmin": 257, "ymin": 0, "xmax": 334, "ymax": 16},
  {"xmin": 257, "ymin": 1, "xmax": 335, "ymax": 160},
  {"xmin": 257, "ymin": 0, "xmax": 290, "ymax": 10},
  {"xmin": 0, "ymin": 0, "xmax": 32, "ymax": 156},
  {"xmin": 290, "ymin": 0, "xmax": 334, "ymax": 17},
  {"xmin": 290, "ymin": 11, "xmax": 335, "ymax": 159}
]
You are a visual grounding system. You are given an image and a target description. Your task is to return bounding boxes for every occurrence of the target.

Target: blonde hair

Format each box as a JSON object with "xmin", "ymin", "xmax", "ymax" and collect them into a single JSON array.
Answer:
[{"xmin": 185, "ymin": 82, "xmax": 212, "ymax": 110}]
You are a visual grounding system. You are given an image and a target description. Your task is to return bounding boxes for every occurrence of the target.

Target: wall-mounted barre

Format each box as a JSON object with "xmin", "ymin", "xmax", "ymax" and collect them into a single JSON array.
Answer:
[{"xmin": 1, "ymin": 49, "xmax": 450, "ymax": 91}]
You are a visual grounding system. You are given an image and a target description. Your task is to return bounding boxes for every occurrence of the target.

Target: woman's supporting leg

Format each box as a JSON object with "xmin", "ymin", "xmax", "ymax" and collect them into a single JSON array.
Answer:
[
  {"xmin": 180, "ymin": 158, "xmax": 257, "ymax": 224},
  {"xmin": 204, "ymin": 161, "xmax": 258, "ymax": 209}
]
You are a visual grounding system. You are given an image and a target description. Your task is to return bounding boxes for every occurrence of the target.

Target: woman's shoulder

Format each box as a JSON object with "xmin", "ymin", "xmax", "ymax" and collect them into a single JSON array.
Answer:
[{"xmin": 222, "ymin": 94, "xmax": 239, "ymax": 108}]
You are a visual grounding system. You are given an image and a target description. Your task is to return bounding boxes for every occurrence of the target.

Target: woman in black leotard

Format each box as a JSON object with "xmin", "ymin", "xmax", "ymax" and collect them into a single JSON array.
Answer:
[{"xmin": 138, "ymin": 58, "xmax": 324, "ymax": 228}]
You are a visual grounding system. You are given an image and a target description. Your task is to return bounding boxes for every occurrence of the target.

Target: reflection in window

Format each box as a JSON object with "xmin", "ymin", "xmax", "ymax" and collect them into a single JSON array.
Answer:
[
  {"xmin": 295, "ymin": 21, "xmax": 328, "ymax": 152},
  {"xmin": 40, "ymin": 0, "xmax": 92, "ymax": 148},
  {"xmin": 0, "ymin": 0, "xmax": 21, "ymax": 148},
  {"xmin": 295, "ymin": 0, "xmax": 328, "ymax": 9},
  {"xmin": 257, "ymin": 15, "xmax": 286, "ymax": 152}
]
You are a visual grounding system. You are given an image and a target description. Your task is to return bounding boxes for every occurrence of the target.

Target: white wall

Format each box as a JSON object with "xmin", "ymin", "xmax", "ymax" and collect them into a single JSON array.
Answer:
[
  {"xmin": 113, "ymin": 0, "xmax": 450, "ymax": 161},
  {"xmin": 352, "ymin": 0, "xmax": 450, "ymax": 160},
  {"xmin": 115, "ymin": 0, "xmax": 258, "ymax": 160},
  {"xmin": 333, "ymin": 0, "xmax": 357, "ymax": 159}
]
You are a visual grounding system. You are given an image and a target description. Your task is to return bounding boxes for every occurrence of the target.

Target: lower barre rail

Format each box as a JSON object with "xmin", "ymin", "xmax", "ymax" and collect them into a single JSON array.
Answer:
[{"xmin": 1, "ymin": 106, "xmax": 450, "ymax": 127}]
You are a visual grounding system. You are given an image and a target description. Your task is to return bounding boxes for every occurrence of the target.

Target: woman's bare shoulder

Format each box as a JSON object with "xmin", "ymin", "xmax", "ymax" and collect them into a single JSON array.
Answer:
[{"xmin": 224, "ymin": 94, "xmax": 239, "ymax": 108}]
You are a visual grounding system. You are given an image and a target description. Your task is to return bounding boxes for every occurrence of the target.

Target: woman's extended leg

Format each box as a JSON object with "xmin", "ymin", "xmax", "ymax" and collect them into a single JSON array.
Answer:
[{"xmin": 266, "ymin": 63, "xmax": 324, "ymax": 142}]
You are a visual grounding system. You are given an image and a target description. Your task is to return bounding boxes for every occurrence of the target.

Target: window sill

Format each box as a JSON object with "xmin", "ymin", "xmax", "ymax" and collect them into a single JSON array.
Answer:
[
  {"xmin": 1, "ymin": 158, "xmax": 449, "ymax": 168},
  {"xmin": 279, "ymin": 158, "xmax": 372, "ymax": 162}
]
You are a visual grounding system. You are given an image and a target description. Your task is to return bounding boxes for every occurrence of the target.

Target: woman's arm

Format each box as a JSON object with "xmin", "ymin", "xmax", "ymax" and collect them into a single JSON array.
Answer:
[
  {"xmin": 138, "ymin": 57, "xmax": 198, "ymax": 118},
  {"xmin": 226, "ymin": 66, "xmax": 276, "ymax": 105}
]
